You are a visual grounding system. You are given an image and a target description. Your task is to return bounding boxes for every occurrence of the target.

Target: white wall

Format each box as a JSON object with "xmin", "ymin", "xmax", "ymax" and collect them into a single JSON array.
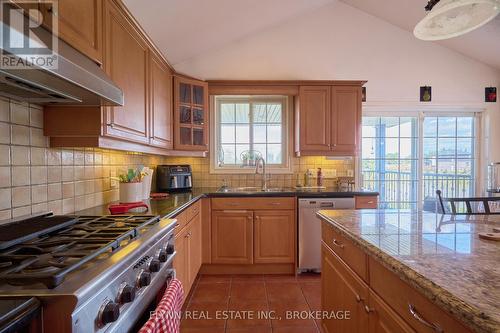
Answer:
[{"xmin": 175, "ymin": 1, "xmax": 500, "ymax": 163}]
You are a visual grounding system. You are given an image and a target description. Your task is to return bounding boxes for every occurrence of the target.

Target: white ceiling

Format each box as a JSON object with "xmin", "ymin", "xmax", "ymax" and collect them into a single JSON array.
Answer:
[
  {"xmin": 123, "ymin": 0, "xmax": 500, "ymax": 71},
  {"xmin": 123, "ymin": 0, "xmax": 335, "ymax": 66},
  {"xmin": 340, "ymin": 0, "xmax": 500, "ymax": 70}
]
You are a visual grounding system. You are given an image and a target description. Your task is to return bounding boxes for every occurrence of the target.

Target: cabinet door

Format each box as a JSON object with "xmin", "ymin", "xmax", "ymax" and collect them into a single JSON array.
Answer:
[
  {"xmin": 368, "ymin": 291, "xmax": 416, "ymax": 333},
  {"xmin": 254, "ymin": 210, "xmax": 295, "ymax": 264},
  {"xmin": 174, "ymin": 77, "xmax": 209, "ymax": 151},
  {"xmin": 322, "ymin": 244, "xmax": 368, "ymax": 333},
  {"xmin": 103, "ymin": 0, "xmax": 149, "ymax": 144},
  {"xmin": 331, "ymin": 86, "xmax": 361, "ymax": 154},
  {"xmin": 150, "ymin": 53, "xmax": 173, "ymax": 149},
  {"xmin": 41, "ymin": 0, "xmax": 103, "ymax": 64},
  {"xmin": 174, "ymin": 227, "xmax": 190, "ymax": 298},
  {"xmin": 298, "ymin": 86, "xmax": 331, "ymax": 152},
  {"xmin": 188, "ymin": 213, "xmax": 202, "ymax": 286},
  {"xmin": 211, "ymin": 210, "xmax": 253, "ymax": 264}
]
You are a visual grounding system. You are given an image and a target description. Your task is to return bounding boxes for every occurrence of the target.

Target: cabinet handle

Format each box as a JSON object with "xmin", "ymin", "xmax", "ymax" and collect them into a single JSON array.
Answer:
[
  {"xmin": 248, "ymin": 216, "xmax": 252, "ymax": 221},
  {"xmin": 408, "ymin": 303, "xmax": 443, "ymax": 333},
  {"xmin": 227, "ymin": 203, "xmax": 240, "ymax": 206},
  {"xmin": 364, "ymin": 305, "xmax": 373, "ymax": 313},
  {"xmin": 270, "ymin": 202, "xmax": 281, "ymax": 206},
  {"xmin": 355, "ymin": 294, "xmax": 362, "ymax": 303},
  {"xmin": 367, "ymin": 201, "xmax": 374, "ymax": 204},
  {"xmin": 332, "ymin": 239, "xmax": 344, "ymax": 249}
]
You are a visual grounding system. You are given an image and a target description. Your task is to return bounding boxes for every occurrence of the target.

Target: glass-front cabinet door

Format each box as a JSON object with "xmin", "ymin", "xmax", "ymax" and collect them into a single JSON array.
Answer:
[{"xmin": 174, "ymin": 76, "xmax": 209, "ymax": 151}]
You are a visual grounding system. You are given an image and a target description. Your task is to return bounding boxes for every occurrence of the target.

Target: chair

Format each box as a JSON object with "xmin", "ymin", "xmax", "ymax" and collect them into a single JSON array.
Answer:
[{"xmin": 436, "ymin": 190, "xmax": 500, "ymax": 215}]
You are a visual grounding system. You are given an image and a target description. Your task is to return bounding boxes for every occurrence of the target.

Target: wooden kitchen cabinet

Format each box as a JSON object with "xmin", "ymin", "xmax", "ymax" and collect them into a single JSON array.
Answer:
[
  {"xmin": 321, "ymin": 244, "xmax": 369, "ymax": 333},
  {"xmin": 150, "ymin": 52, "xmax": 174, "ymax": 149},
  {"xmin": 296, "ymin": 84, "xmax": 362, "ymax": 156},
  {"xmin": 103, "ymin": 0, "xmax": 149, "ymax": 144},
  {"xmin": 321, "ymin": 219, "xmax": 473, "ymax": 333},
  {"xmin": 173, "ymin": 226, "xmax": 189, "ymax": 296},
  {"xmin": 368, "ymin": 291, "xmax": 416, "ymax": 333},
  {"xmin": 211, "ymin": 210, "xmax": 254, "ymax": 264},
  {"xmin": 173, "ymin": 202, "xmax": 202, "ymax": 298},
  {"xmin": 41, "ymin": 0, "xmax": 103, "ymax": 64},
  {"xmin": 331, "ymin": 86, "xmax": 361, "ymax": 153},
  {"xmin": 298, "ymin": 86, "xmax": 332, "ymax": 152},
  {"xmin": 174, "ymin": 76, "xmax": 209, "ymax": 151},
  {"xmin": 254, "ymin": 210, "xmax": 295, "ymax": 264},
  {"xmin": 355, "ymin": 195, "xmax": 378, "ymax": 209}
]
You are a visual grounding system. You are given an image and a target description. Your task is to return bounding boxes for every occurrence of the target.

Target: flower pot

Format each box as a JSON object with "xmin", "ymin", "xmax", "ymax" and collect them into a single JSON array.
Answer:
[{"xmin": 119, "ymin": 182, "xmax": 143, "ymax": 203}]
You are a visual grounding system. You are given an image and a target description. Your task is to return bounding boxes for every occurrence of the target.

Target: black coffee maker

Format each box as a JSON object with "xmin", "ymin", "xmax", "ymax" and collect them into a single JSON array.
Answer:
[{"xmin": 157, "ymin": 165, "xmax": 192, "ymax": 192}]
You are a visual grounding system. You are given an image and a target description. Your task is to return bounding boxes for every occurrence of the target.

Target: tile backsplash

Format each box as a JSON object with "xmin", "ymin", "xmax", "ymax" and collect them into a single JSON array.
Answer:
[
  {"xmin": 0, "ymin": 97, "xmax": 354, "ymax": 220},
  {"xmin": 0, "ymin": 98, "xmax": 163, "ymax": 220},
  {"xmin": 163, "ymin": 156, "xmax": 354, "ymax": 189}
]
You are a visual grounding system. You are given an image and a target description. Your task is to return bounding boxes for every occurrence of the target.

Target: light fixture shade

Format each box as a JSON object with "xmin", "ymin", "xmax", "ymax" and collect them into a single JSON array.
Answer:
[{"xmin": 414, "ymin": 0, "xmax": 500, "ymax": 40}]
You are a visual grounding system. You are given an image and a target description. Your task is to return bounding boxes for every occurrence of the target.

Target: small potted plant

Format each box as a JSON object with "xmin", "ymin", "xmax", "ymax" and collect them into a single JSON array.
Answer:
[{"xmin": 116, "ymin": 168, "xmax": 145, "ymax": 203}]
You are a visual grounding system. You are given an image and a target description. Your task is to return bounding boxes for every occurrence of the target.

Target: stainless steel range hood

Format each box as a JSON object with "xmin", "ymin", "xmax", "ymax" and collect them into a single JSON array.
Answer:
[{"xmin": 0, "ymin": 7, "xmax": 123, "ymax": 106}]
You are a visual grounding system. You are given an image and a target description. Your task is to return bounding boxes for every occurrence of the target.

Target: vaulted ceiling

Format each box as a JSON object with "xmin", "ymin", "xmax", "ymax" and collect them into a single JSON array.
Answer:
[
  {"xmin": 123, "ymin": 0, "xmax": 500, "ymax": 72},
  {"xmin": 340, "ymin": 0, "xmax": 500, "ymax": 70}
]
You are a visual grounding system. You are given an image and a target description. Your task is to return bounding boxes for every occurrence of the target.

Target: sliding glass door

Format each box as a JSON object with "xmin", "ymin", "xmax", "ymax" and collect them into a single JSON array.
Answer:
[
  {"xmin": 361, "ymin": 114, "xmax": 477, "ymax": 210},
  {"xmin": 362, "ymin": 117, "xmax": 418, "ymax": 209}
]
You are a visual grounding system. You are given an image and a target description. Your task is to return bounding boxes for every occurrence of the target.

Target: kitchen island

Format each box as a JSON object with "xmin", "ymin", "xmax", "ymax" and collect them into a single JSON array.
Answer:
[{"xmin": 317, "ymin": 209, "xmax": 500, "ymax": 333}]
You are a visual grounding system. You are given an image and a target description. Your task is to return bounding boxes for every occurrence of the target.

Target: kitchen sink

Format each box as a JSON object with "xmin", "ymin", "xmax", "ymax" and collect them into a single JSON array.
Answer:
[{"xmin": 218, "ymin": 186, "xmax": 291, "ymax": 193}]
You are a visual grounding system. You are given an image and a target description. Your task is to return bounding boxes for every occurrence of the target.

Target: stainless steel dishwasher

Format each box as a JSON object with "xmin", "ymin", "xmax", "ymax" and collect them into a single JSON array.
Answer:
[{"xmin": 298, "ymin": 197, "xmax": 355, "ymax": 272}]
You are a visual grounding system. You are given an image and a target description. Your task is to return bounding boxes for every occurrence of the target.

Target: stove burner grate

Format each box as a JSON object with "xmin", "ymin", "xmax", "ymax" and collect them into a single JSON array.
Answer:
[{"xmin": 0, "ymin": 214, "xmax": 159, "ymax": 288}]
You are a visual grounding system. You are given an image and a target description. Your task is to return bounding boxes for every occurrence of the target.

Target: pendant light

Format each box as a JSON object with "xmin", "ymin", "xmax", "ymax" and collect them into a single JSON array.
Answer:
[{"xmin": 414, "ymin": 0, "xmax": 500, "ymax": 40}]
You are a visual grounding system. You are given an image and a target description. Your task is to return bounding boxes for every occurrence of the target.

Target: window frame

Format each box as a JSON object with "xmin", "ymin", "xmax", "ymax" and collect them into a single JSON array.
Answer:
[
  {"xmin": 359, "ymin": 109, "xmax": 483, "ymax": 210},
  {"xmin": 210, "ymin": 95, "xmax": 293, "ymax": 174}
]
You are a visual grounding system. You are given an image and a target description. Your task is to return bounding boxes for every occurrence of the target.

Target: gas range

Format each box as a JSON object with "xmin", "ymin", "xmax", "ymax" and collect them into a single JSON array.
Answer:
[{"xmin": 0, "ymin": 212, "xmax": 177, "ymax": 333}]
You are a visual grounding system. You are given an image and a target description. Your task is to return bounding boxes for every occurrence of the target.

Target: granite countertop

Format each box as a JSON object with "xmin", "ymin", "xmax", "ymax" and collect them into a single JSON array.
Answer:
[
  {"xmin": 75, "ymin": 187, "xmax": 379, "ymax": 218},
  {"xmin": 317, "ymin": 209, "xmax": 500, "ymax": 333}
]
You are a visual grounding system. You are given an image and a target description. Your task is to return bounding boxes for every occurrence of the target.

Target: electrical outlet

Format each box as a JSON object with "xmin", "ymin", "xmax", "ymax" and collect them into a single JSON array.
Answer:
[{"xmin": 322, "ymin": 169, "xmax": 337, "ymax": 178}]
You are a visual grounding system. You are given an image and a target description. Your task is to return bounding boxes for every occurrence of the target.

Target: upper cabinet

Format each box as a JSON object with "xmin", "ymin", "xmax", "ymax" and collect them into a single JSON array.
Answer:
[
  {"xmin": 150, "ymin": 52, "xmax": 174, "ymax": 149},
  {"xmin": 296, "ymin": 84, "xmax": 362, "ymax": 156},
  {"xmin": 103, "ymin": 0, "xmax": 149, "ymax": 144},
  {"xmin": 41, "ymin": 0, "xmax": 103, "ymax": 64},
  {"xmin": 174, "ymin": 76, "xmax": 209, "ymax": 151}
]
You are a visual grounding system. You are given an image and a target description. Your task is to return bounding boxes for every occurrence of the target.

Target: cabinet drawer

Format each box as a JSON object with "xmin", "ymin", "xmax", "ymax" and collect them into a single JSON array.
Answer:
[
  {"xmin": 174, "ymin": 200, "xmax": 201, "ymax": 235},
  {"xmin": 211, "ymin": 197, "xmax": 294, "ymax": 210},
  {"xmin": 355, "ymin": 196, "xmax": 378, "ymax": 209},
  {"xmin": 185, "ymin": 200, "xmax": 201, "ymax": 222},
  {"xmin": 369, "ymin": 257, "xmax": 473, "ymax": 333},
  {"xmin": 321, "ymin": 220, "xmax": 368, "ymax": 281}
]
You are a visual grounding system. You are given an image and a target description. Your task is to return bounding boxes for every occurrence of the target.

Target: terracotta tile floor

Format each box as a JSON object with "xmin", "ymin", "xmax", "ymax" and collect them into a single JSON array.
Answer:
[{"xmin": 181, "ymin": 273, "xmax": 322, "ymax": 333}]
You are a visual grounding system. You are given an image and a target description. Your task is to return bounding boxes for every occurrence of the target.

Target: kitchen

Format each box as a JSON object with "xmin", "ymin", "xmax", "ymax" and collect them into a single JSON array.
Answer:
[{"xmin": 0, "ymin": 0, "xmax": 499, "ymax": 332}]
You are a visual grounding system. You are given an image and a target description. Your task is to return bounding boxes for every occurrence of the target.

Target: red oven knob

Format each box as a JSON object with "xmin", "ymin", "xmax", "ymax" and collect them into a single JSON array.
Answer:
[
  {"xmin": 149, "ymin": 259, "xmax": 161, "ymax": 272},
  {"xmin": 118, "ymin": 284, "xmax": 136, "ymax": 304},
  {"xmin": 99, "ymin": 301, "xmax": 120, "ymax": 326},
  {"xmin": 136, "ymin": 270, "xmax": 151, "ymax": 288}
]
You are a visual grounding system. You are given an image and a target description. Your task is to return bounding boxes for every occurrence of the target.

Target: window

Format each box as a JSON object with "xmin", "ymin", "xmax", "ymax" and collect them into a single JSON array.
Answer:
[
  {"xmin": 212, "ymin": 96, "xmax": 290, "ymax": 173},
  {"xmin": 361, "ymin": 114, "xmax": 477, "ymax": 210},
  {"xmin": 362, "ymin": 117, "xmax": 418, "ymax": 209}
]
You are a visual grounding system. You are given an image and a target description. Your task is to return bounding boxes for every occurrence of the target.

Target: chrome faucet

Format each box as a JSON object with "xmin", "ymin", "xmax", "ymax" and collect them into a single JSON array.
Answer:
[{"xmin": 255, "ymin": 157, "xmax": 268, "ymax": 191}]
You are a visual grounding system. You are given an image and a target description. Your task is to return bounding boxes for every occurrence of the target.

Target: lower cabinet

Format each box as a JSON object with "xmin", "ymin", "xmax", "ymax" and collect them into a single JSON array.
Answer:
[
  {"xmin": 368, "ymin": 291, "xmax": 416, "ymax": 333},
  {"xmin": 211, "ymin": 208, "xmax": 295, "ymax": 265},
  {"xmin": 322, "ymin": 244, "xmax": 368, "ymax": 333},
  {"xmin": 173, "ymin": 208, "xmax": 202, "ymax": 299},
  {"xmin": 211, "ymin": 210, "xmax": 254, "ymax": 264},
  {"xmin": 254, "ymin": 210, "xmax": 295, "ymax": 263},
  {"xmin": 322, "ymin": 244, "xmax": 415, "ymax": 333}
]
